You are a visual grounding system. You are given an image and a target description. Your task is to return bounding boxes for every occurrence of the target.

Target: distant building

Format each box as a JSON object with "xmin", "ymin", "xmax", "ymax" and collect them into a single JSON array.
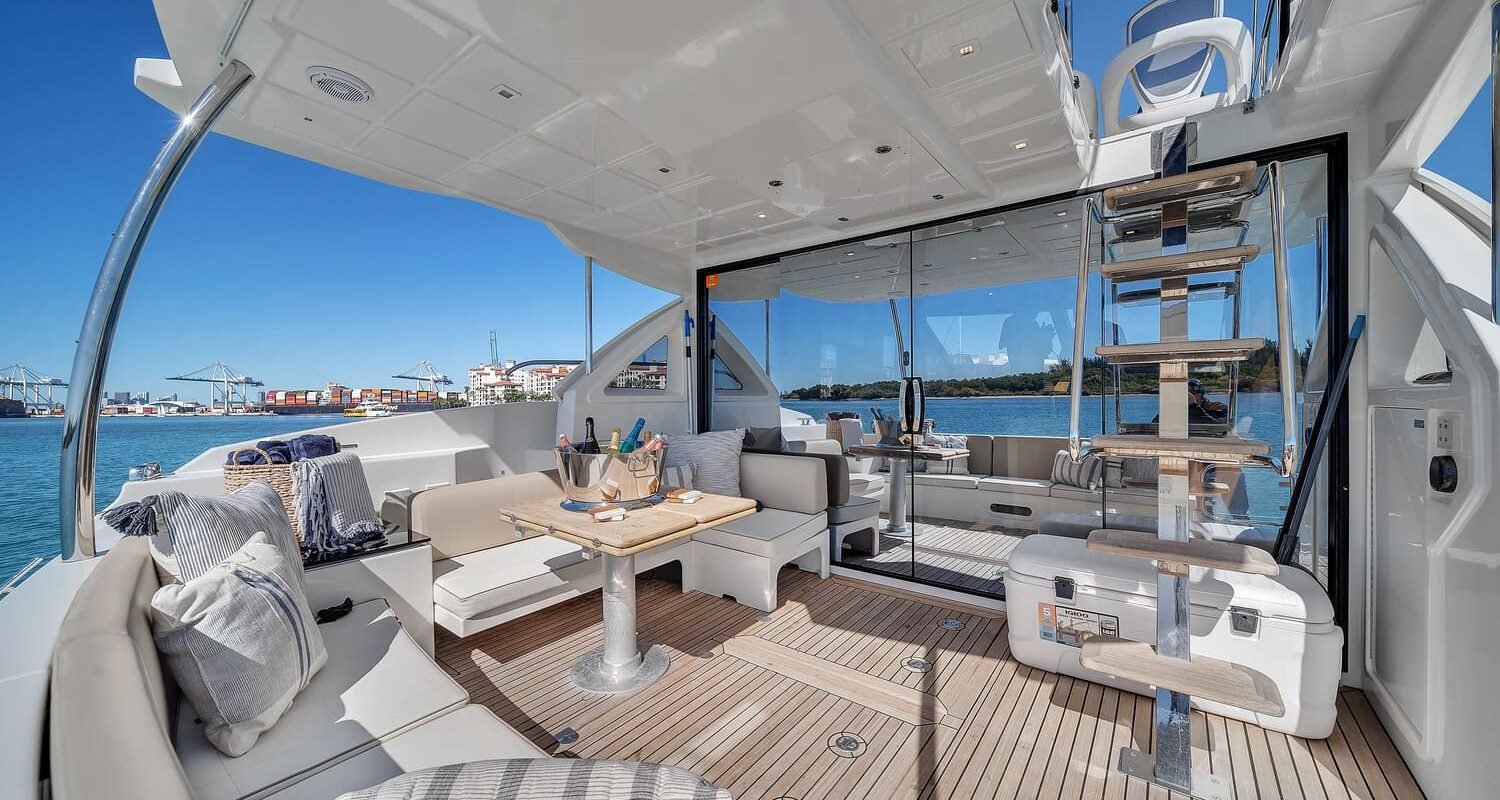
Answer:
[
  {"xmin": 521, "ymin": 364, "xmax": 575, "ymax": 397},
  {"xmin": 466, "ymin": 362, "xmax": 575, "ymax": 405}
]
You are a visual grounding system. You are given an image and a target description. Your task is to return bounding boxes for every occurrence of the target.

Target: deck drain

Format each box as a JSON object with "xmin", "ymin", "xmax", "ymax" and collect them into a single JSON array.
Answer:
[
  {"xmin": 553, "ymin": 728, "xmax": 579, "ymax": 745},
  {"xmin": 903, "ymin": 656, "xmax": 934, "ymax": 673},
  {"xmin": 827, "ymin": 732, "xmax": 868, "ymax": 758},
  {"xmin": 940, "ymin": 619, "xmax": 964, "ymax": 631}
]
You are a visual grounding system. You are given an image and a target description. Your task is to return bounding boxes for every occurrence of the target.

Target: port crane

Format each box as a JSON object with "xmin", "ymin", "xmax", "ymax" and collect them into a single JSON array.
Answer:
[
  {"xmin": 393, "ymin": 360, "xmax": 453, "ymax": 394},
  {"xmin": 0, "ymin": 364, "xmax": 68, "ymax": 411},
  {"xmin": 166, "ymin": 362, "xmax": 263, "ymax": 413}
]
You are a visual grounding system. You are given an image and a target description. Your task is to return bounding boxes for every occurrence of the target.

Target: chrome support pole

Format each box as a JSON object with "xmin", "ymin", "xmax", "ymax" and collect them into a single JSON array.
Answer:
[
  {"xmin": 59, "ymin": 60, "xmax": 253, "ymax": 561},
  {"xmin": 1268, "ymin": 162, "xmax": 1299, "ymax": 478},
  {"xmin": 1491, "ymin": 0, "xmax": 1500, "ymax": 321},
  {"xmin": 1067, "ymin": 197, "xmax": 1095, "ymax": 461},
  {"xmin": 584, "ymin": 255, "xmax": 594, "ymax": 374},
  {"xmin": 763, "ymin": 298, "xmax": 772, "ymax": 374}
]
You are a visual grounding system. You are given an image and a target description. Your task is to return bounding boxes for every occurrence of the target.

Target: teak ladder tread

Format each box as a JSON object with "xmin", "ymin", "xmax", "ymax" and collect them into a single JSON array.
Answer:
[
  {"xmin": 1086, "ymin": 529, "xmax": 1280, "ymax": 576},
  {"xmin": 1091, "ymin": 434, "xmax": 1270, "ymax": 462},
  {"xmin": 1096, "ymin": 337, "xmax": 1268, "ymax": 365},
  {"xmin": 1099, "ymin": 244, "xmax": 1261, "ymax": 281},
  {"xmin": 1102, "ymin": 161, "xmax": 1259, "ymax": 211},
  {"xmin": 1080, "ymin": 636, "xmax": 1286, "ymax": 717}
]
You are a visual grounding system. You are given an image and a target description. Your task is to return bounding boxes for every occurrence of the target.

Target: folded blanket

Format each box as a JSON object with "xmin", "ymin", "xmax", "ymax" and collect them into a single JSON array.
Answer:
[
  {"xmin": 289, "ymin": 434, "xmax": 339, "ymax": 462},
  {"xmin": 293, "ymin": 452, "xmax": 384, "ymax": 559},
  {"xmin": 226, "ymin": 439, "xmax": 292, "ymax": 465}
]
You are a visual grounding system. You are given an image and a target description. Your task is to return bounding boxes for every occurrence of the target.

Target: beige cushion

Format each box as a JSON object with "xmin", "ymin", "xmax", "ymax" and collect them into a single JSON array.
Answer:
[
  {"xmin": 433, "ymin": 536, "xmax": 592, "ymax": 620},
  {"xmin": 740, "ymin": 452, "xmax": 828, "ymax": 514},
  {"xmin": 176, "ymin": 600, "xmax": 468, "ymax": 800},
  {"xmin": 50, "ymin": 538, "xmax": 194, "ymax": 800},
  {"xmin": 267, "ymin": 706, "xmax": 545, "ymax": 800},
  {"xmin": 912, "ymin": 473, "xmax": 980, "ymax": 489},
  {"xmin": 990, "ymin": 436, "xmax": 1069, "ymax": 480},
  {"xmin": 976, "ymin": 476, "xmax": 1053, "ymax": 497},
  {"xmin": 410, "ymin": 472, "xmax": 563, "ymax": 560},
  {"xmin": 964, "ymin": 435, "xmax": 994, "ymax": 475},
  {"xmin": 848, "ymin": 473, "xmax": 886, "ymax": 497},
  {"xmin": 694, "ymin": 509, "xmax": 827, "ymax": 558}
]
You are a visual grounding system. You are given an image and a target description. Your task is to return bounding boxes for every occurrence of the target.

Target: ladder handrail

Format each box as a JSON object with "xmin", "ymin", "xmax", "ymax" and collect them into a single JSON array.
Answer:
[
  {"xmin": 1268, "ymin": 161, "xmax": 1299, "ymax": 478},
  {"xmin": 1067, "ymin": 196, "xmax": 1097, "ymax": 460},
  {"xmin": 1273, "ymin": 315, "xmax": 1365, "ymax": 564}
]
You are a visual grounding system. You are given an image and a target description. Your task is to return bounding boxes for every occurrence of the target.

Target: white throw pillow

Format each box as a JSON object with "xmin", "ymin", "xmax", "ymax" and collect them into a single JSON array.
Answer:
[
  {"xmin": 663, "ymin": 429, "xmax": 744, "ymax": 496},
  {"xmin": 336, "ymin": 759, "xmax": 731, "ymax": 800},
  {"xmin": 151, "ymin": 532, "xmax": 326, "ymax": 757}
]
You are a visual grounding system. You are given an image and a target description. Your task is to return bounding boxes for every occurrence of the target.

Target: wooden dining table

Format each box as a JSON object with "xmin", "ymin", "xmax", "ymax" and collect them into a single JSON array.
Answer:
[{"xmin": 500, "ymin": 493, "xmax": 756, "ymax": 693}]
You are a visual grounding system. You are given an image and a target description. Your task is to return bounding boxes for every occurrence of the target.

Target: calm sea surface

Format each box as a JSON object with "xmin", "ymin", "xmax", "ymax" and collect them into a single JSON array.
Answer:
[
  {"xmin": 0, "ymin": 415, "xmax": 356, "ymax": 579},
  {"xmin": 2, "ymin": 394, "xmax": 1296, "ymax": 580}
]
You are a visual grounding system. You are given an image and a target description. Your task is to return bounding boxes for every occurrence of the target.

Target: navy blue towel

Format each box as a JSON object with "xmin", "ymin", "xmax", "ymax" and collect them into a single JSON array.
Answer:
[
  {"xmin": 227, "ymin": 440, "xmax": 291, "ymax": 465},
  {"xmin": 289, "ymin": 434, "xmax": 339, "ymax": 461}
]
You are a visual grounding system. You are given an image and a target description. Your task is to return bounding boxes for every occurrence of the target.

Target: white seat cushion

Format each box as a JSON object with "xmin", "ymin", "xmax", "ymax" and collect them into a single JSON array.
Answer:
[
  {"xmin": 827, "ymin": 495, "xmax": 879, "ymax": 525},
  {"xmin": 268, "ymin": 706, "xmax": 546, "ymax": 800},
  {"xmin": 433, "ymin": 536, "xmax": 592, "ymax": 620},
  {"xmin": 848, "ymin": 473, "xmax": 886, "ymax": 497},
  {"xmin": 693, "ymin": 509, "xmax": 827, "ymax": 558},
  {"xmin": 912, "ymin": 473, "xmax": 979, "ymax": 489},
  {"xmin": 976, "ymin": 477, "xmax": 1053, "ymax": 497},
  {"xmin": 176, "ymin": 599, "xmax": 468, "ymax": 800}
]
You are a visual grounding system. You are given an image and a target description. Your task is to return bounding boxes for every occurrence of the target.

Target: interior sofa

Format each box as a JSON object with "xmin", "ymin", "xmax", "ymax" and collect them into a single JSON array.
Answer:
[
  {"xmin": 413, "ymin": 451, "xmax": 831, "ymax": 636},
  {"xmin": 48, "ymin": 537, "xmax": 548, "ymax": 800}
]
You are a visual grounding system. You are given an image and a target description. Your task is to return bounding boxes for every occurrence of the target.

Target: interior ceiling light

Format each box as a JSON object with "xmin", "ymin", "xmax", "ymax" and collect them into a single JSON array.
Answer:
[
  {"xmin": 1012, "ymin": 140, "xmax": 1030, "ymax": 150},
  {"xmin": 1055, "ymin": 210, "xmax": 1068, "ymax": 217},
  {"xmin": 969, "ymin": 256, "xmax": 979, "ymax": 261},
  {"xmin": 756, "ymin": 212, "xmax": 768, "ymax": 219},
  {"xmin": 957, "ymin": 41, "xmax": 977, "ymax": 58},
  {"xmin": 306, "ymin": 67, "xmax": 373, "ymax": 104},
  {"xmin": 1124, "ymin": 228, "xmax": 1138, "ymax": 235},
  {"xmin": 837, "ymin": 216, "xmax": 849, "ymax": 222},
  {"xmin": 874, "ymin": 144, "xmax": 894, "ymax": 155},
  {"xmin": 844, "ymin": 251, "xmax": 856, "ymax": 257},
  {"xmin": 769, "ymin": 179, "xmax": 783, "ymax": 187},
  {"xmin": 658, "ymin": 166, "xmax": 673, "ymax": 174},
  {"xmin": 932, "ymin": 194, "xmax": 944, "ymax": 200}
]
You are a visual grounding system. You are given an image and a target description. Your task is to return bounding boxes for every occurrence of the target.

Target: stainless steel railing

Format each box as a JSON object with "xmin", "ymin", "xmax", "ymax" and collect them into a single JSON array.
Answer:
[{"xmin": 1067, "ymin": 195, "xmax": 1096, "ymax": 461}]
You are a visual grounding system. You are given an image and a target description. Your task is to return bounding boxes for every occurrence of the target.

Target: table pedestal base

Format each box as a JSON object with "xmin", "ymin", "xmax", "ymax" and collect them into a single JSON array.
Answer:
[{"xmin": 569, "ymin": 643, "xmax": 670, "ymax": 693}]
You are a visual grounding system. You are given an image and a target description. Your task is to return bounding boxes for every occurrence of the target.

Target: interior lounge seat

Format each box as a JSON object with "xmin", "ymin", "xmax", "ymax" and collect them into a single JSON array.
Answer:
[
  {"xmin": 48, "ymin": 537, "xmax": 547, "ymax": 800},
  {"xmin": 778, "ymin": 438, "xmax": 881, "ymax": 557}
]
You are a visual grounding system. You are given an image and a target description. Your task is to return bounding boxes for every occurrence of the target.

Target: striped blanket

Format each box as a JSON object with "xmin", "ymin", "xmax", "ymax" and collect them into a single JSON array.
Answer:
[{"xmin": 293, "ymin": 452, "xmax": 385, "ymax": 561}]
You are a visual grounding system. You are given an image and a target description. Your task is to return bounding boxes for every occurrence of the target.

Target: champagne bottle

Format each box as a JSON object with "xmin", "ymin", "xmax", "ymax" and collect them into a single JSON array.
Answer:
[
  {"xmin": 581, "ymin": 417, "xmax": 601, "ymax": 454},
  {"xmin": 608, "ymin": 428, "xmax": 622, "ymax": 453},
  {"xmin": 623, "ymin": 417, "xmax": 647, "ymax": 450}
]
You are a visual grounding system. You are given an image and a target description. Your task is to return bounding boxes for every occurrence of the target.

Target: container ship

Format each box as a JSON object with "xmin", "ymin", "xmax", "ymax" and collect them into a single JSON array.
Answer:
[{"xmin": 263, "ymin": 385, "xmax": 460, "ymax": 415}]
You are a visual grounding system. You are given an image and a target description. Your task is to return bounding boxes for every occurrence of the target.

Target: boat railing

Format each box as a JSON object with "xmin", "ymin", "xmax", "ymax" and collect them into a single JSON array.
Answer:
[{"xmin": 0, "ymin": 557, "xmax": 44, "ymax": 598}]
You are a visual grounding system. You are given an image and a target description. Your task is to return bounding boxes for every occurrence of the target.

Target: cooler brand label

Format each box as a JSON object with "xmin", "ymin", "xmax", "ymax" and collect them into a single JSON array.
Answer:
[{"xmin": 1038, "ymin": 603, "xmax": 1119, "ymax": 648}]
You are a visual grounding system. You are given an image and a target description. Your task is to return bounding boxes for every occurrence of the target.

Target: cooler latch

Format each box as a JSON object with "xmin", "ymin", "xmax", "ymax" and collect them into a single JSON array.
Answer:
[
  {"xmin": 1053, "ymin": 577, "xmax": 1075, "ymax": 601},
  {"xmin": 1229, "ymin": 606, "xmax": 1260, "ymax": 635}
]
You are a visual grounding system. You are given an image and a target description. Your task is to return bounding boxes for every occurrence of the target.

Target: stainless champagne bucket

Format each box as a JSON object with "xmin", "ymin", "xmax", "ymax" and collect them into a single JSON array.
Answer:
[{"xmin": 554, "ymin": 449, "xmax": 667, "ymax": 510}]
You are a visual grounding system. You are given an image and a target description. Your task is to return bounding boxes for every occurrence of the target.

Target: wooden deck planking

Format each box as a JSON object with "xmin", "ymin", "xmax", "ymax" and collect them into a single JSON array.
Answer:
[
  {"xmin": 843, "ymin": 519, "xmax": 1029, "ymax": 595},
  {"xmin": 436, "ymin": 569, "xmax": 1424, "ymax": 800}
]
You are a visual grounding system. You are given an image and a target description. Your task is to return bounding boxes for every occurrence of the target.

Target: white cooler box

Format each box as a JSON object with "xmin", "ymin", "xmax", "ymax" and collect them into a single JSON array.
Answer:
[{"xmin": 1005, "ymin": 534, "xmax": 1342, "ymax": 738}]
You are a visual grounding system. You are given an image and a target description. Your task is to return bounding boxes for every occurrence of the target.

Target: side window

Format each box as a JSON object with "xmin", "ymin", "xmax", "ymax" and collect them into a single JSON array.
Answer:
[
  {"xmin": 713, "ymin": 354, "xmax": 743, "ymax": 390},
  {"xmin": 607, "ymin": 336, "xmax": 669, "ymax": 391}
]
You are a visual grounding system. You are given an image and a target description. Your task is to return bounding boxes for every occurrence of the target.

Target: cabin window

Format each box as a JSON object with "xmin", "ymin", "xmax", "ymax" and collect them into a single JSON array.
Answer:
[
  {"xmin": 712, "ymin": 355, "xmax": 743, "ymax": 391},
  {"xmin": 606, "ymin": 335, "xmax": 669, "ymax": 391}
]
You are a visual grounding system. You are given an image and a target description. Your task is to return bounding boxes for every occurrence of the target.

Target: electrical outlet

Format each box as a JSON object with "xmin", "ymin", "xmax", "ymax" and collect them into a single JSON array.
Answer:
[{"xmin": 1434, "ymin": 413, "xmax": 1456, "ymax": 451}]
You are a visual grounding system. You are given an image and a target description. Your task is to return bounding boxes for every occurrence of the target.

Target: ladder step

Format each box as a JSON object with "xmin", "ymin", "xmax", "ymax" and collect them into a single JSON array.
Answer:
[
  {"xmin": 1091, "ymin": 435, "xmax": 1269, "ymax": 462},
  {"xmin": 1080, "ymin": 636, "xmax": 1285, "ymax": 716},
  {"xmin": 1095, "ymin": 337, "xmax": 1267, "ymax": 365},
  {"xmin": 1100, "ymin": 245, "xmax": 1260, "ymax": 281},
  {"xmin": 1102, "ymin": 161, "xmax": 1259, "ymax": 212},
  {"xmin": 1086, "ymin": 529, "xmax": 1280, "ymax": 575}
]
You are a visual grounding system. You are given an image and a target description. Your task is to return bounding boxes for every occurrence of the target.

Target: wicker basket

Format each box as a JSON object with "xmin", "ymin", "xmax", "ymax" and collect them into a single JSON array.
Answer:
[{"xmin": 224, "ymin": 447, "xmax": 299, "ymax": 539}]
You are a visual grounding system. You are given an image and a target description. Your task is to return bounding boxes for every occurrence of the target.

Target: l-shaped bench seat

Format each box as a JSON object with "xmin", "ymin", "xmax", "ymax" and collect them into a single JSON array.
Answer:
[{"xmin": 412, "ymin": 450, "xmax": 832, "ymax": 636}]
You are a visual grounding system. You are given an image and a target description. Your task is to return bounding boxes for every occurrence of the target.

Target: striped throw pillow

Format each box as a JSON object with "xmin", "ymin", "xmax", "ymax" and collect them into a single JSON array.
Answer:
[
  {"xmin": 151, "ymin": 481, "xmax": 302, "ymax": 585},
  {"xmin": 1051, "ymin": 450, "xmax": 1104, "ymax": 490},
  {"xmin": 151, "ymin": 532, "xmax": 326, "ymax": 757},
  {"xmin": 664, "ymin": 430, "xmax": 744, "ymax": 497},
  {"xmin": 336, "ymin": 759, "xmax": 731, "ymax": 800}
]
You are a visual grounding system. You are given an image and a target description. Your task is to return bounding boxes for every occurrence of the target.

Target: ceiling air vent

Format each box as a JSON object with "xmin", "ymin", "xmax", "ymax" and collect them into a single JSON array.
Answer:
[{"xmin": 306, "ymin": 67, "xmax": 373, "ymax": 104}]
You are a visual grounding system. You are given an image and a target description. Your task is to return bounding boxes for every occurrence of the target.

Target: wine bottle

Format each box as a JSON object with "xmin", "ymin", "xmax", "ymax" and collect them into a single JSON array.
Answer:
[
  {"xmin": 581, "ymin": 417, "xmax": 601, "ymax": 454},
  {"xmin": 608, "ymin": 428, "xmax": 622, "ymax": 453},
  {"xmin": 557, "ymin": 435, "xmax": 573, "ymax": 452},
  {"xmin": 623, "ymin": 417, "xmax": 647, "ymax": 450}
]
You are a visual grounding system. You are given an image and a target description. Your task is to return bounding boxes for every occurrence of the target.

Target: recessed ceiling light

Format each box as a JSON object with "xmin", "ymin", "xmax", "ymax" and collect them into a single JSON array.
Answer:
[
  {"xmin": 1055, "ymin": 210, "xmax": 1068, "ymax": 217},
  {"xmin": 1013, "ymin": 140, "xmax": 1030, "ymax": 150},
  {"xmin": 958, "ymin": 43, "xmax": 977, "ymax": 57},
  {"xmin": 969, "ymin": 256, "xmax": 979, "ymax": 261},
  {"xmin": 854, "ymin": 274, "xmax": 861, "ymax": 279},
  {"xmin": 491, "ymin": 83, "xmax": 521, "ymax": 100},
  {"xmin": 657, "ymin": 166, "xmax": 673, "ymax": 174},
  {"xmin": 755, "ymin": 212, "xmax": 768, "ymax": 219},
  {"xmin": 874, "ymin": 144, "xmax": 893, "ymax": 155},
  {"xmin": 932, "ymin": 194, "xmax": 944, "ymax": 200},
  {"xmin": 837, "ymin": 216, "xmax": 849, "ymax": 222},
  {"xmin": 844, "ymin": 251, "xmax": 856, "ymax": 257},
  {"xmin": 1124, "ymin": 229, "xmax": 1138, "ymax": 235},
  {"xmin": 769, "ymin": 179, "xmax": 783, "ymax": 187}
]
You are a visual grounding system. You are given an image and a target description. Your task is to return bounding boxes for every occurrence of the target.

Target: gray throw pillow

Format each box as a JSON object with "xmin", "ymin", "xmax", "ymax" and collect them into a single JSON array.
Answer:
[
  {"xmin": 151, "ymin": 482, "xmax": 302, "ymax": 585},
  {"xmin": 664, "ymin": 429, "xmax": 744, "ymax": 496},
  {"xmin": 336, "ymin": 759, "xmax": 731, "ymax": 800},
  {"xmin": 742, "ymin": 425, "xmax": 784, "ymax": 452},
  {"xmin": 661, "ymin": 463, "xmax": 699, "ymax": 490},
  {"xmin": 915, "ymin": 434, "xmax": 969, "ymax": 475},
  {"xmin": 151, "ymin": 532, "xmax": 327, "ymax": 757},
  {"xmin": 1051, "ymin": 450, "xmax": 1104, "ymax": 490}
]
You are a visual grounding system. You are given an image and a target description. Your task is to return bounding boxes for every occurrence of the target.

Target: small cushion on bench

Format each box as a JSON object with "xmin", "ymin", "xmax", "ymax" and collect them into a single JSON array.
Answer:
[
  {"xmin": 694, "ymin": 509, "xmax": 827, "ymax": 558},
  {"xmin": 827, "ymin": 495, "xmax": 879, "ymax": 525},
  {"xmin": 433, "ymin": 536, "xmax": 590, "ymax": 620},
  {"xmin": 976, "ymin": 477, "xmax": 1053, "ymax": 497},
  {"xmin": 912, "ymin": 473, "xmax": 980, "ymax": 489},
  {"xmin": 268, "ymin": 706, "xmax": 545, "ymax": 800},
  {"xmin": 176, "ymin": 599, "xmax": 467, "ymax": 800},
  {"xmin": 848, "ymin": 473, "xmax": 886, "ymax": 497}
]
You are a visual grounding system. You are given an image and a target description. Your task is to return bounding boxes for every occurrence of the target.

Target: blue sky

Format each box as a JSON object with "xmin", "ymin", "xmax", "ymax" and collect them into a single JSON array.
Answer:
[{"xmin": 2, "ymin": 2, "xmax": 1491, "ymax": 402}]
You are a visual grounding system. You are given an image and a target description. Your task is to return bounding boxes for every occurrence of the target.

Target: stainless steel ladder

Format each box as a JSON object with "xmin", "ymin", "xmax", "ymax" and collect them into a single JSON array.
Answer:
[{"xmin": 1064, "ymin": 124, "xmax": 1298, "ymax": 800}]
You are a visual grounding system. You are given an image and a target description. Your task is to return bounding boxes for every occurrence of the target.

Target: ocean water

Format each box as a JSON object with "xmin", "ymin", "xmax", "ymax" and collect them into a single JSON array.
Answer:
[{"xmin": 0, "ymin": 415, "xmax": 356, "ymax": 580}]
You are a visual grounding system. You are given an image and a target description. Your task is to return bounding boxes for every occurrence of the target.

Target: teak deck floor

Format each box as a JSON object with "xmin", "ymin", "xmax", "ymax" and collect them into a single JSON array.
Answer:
[
  {"xmin": 435, "ymin": 570, "xmax": 1422, "ymax": 800},
  {"xmin": 842, "ymin": 518, "xmax": 1029, "ymax": 596}
]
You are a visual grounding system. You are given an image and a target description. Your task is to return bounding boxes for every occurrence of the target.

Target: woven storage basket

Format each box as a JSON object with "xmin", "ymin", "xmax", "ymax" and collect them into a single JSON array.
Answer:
[{"xmin": 223, "ymin": 447, "xmax": 299, "ymax": 539}]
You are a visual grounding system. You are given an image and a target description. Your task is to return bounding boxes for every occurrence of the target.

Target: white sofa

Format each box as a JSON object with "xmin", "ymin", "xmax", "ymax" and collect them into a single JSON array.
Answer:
[
  {"xmin": 47, "ymin": 537, "xmax": 549, "ymax": 800},
  {"xmin": 413, "ymin": 452, "xmax": 832, "ymax": 635}
]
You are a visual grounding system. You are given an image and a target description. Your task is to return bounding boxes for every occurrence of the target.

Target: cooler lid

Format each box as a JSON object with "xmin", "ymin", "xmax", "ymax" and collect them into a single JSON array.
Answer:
[{"xmin": 1006, "ymin": 534, "xmax": 1335, "ymax": 626}]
